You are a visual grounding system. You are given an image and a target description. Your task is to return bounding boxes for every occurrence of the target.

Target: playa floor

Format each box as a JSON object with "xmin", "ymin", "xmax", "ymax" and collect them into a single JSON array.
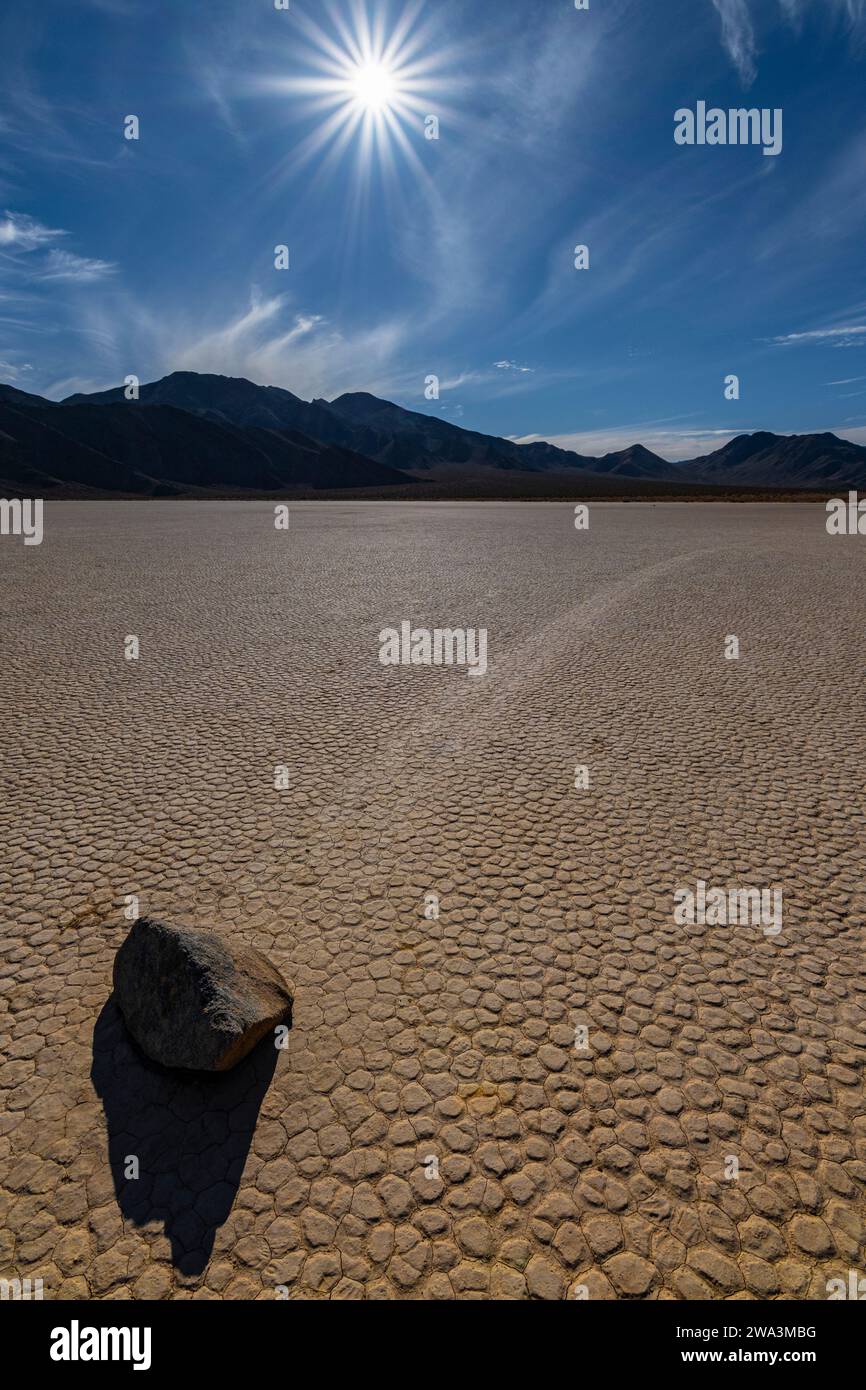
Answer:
[{"xmin": 1, "ymin": 500, "xmax": 864, "ymax": 1300}]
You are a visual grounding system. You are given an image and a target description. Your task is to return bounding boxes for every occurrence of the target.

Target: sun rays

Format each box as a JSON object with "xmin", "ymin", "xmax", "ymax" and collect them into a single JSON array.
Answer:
[{"xmin": 255, "ymin": 0, "xmax": 456, "ymax": 185}]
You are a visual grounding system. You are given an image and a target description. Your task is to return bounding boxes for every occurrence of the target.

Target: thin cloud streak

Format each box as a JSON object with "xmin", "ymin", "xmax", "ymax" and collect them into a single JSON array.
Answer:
[
  {"xmin": 40, "ymin": 249, "xmax": 116, "ymax": 282},
  {"xmin": 770, "ymin": 324, "xmax": 866, "ymax": 346},
  {"xmin": 711, "ymin": 0, "xmax": 758, "ymax": 85}
]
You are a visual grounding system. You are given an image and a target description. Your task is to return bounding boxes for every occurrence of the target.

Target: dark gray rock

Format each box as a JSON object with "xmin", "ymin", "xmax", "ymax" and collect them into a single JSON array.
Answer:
[{"xmin": 112, "ymin": 917, "xmax": 293, "ymax": 1071}]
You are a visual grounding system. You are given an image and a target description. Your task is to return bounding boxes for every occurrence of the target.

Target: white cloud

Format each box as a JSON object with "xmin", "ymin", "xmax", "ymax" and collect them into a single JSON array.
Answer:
[
  {"xmin": 169, "ymin": 292, "xmax": 408, "ymax": 400},
  {"xmin": 0, "ymin": 356, "xmax": 33, "ymax": 381},
  {"xmin": 711, "ymin": 0, "xmax": 758, "ymax": 85},
  {"xmin": 715, "ymin": 1, "xmax": 866, "ymax": 86},
  {"xmin": 40, "ymin": 249, "xmax": 116, "ymax": 282},
  {"xmin": 0, "ymin": 210, "xmax": 65, "ymax": 251},
  {"xmin": 0, "ymin": 212, "xmax": 116, "ymax": 292},
  {"xmin": 769, "ymin": 325, "xmax": 866, "ymax": 347},
  {"xmin": 494, "ymin": 360, "xmax": 534, "ymax": 373},
  {"xmin": 780, "ymin": 0, "xmax": 866, "ymax": 32}
]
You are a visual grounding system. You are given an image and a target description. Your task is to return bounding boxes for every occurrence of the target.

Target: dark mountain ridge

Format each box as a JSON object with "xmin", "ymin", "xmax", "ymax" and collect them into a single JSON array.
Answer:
[
  {"xmin": 683, "ymin": 430, "xmax": 866, "ymax": 487},
  {"xmin": 0, "ymin": 384, "xmax": 412, "ymax": 495},
  {"xmin": 1, "ymin": 372, "xmax": 863, "ymax": 495},
  {"xmin": 65, "ymin": 373, "xmax": 593, "ymax": 475}
]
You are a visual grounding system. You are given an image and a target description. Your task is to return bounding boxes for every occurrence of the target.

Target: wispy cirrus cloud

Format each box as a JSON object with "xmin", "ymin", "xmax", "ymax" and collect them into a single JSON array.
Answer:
[
  {"xmin": 0, "ymin": 355, "xmax": 34, "ymax": 381},
  {"xmin": 713, "ymin": 1, "xmax": 866, "ymax": 85},
  {"xmin": 711, "ymin": 0, "xmax": 758, "ymax": 85},
  {"xmin": 40, "ymin": 249, "xmax": 116, "ymax": 282},
  {"xmin": 769, "ymin": 324, "xmax": 866, "ymax": 347},
  {"xmin": 0, "ymin": 210, "xmax": 66, "ymax": 250},
  {"xmin": 391, "ymin": 0, "xmax": 608, "ymax": 336},
  {"xmin": 169, "ymin": 291, "xmax": 407, "ymax": 400},
  {"xmin": 0, "ymin": 211, "xmax": 115, "ymax": 287},
  {"xmin": 159, "ymin": 299, "xmax": 554, "ymax": 407},
  {"xmin": 779, "ymin": 0, "xmax": 866, "ymax": 33}
]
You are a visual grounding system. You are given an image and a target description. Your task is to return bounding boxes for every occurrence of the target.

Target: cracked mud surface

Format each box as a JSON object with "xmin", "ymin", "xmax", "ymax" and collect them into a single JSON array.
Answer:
[{"xmin": 1, "ymin": 500, "xmax": 864, "ymax": 1300}]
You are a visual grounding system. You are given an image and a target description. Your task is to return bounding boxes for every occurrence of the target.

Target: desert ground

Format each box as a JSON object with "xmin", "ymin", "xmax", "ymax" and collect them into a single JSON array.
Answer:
[{"xmin": 1, "ymin": 500, "xmax": 864, "ymax": 1300}]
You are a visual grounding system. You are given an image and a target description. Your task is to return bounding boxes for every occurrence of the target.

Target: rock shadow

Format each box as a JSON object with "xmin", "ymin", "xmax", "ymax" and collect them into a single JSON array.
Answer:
[{"xmin": 91, "ymin": 997, "xmax": 279, "ymax": 1276}]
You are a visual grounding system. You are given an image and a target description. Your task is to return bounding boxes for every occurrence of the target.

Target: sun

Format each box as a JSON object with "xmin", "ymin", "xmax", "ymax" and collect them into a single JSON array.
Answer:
[
  {"xmin": 256, "ymin": 1, "xmax": 456, "ymax": 182},
  {"xmin": 347, "ymin": 61, "xmax": 397, "ymax": 113}
]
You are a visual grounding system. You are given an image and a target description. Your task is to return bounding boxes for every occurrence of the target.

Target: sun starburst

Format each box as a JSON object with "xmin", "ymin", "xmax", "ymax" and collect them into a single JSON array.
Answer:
[{"xmin": 255, "ymin": 0, "xmax": 456, "ymax": 183}]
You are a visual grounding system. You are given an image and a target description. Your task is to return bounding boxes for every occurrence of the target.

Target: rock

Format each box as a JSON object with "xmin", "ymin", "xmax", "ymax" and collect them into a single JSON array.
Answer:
[{"xmin": 112, "ymin": 917, "xmax": 293, "ymax": 1071}]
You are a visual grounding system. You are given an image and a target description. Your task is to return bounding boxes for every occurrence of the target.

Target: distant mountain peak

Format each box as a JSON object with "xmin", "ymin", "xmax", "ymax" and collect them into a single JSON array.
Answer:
[
  {"xmin": 610, "ymin": 444, "xmax": 664, "ymax": 461},
  {"xmin": 592, "ymin": 442, "xmax": 676, "ymax": 479},
  {"xmin": 329, "ymin": 390, "xmax": 406, "ymax": 421},
  {"xmin": 682, "ymin": 425, "xmax": 866, "ymax": 487},
  {"xmin": 61, "ymin": 370, "xmax": 306, "ymax": 408}
]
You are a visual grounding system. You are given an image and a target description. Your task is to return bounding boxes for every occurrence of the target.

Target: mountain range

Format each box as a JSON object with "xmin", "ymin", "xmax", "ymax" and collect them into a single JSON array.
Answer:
[{"xmin": 1, "ymin": 372, "xmax": 864, "ymax": 498}]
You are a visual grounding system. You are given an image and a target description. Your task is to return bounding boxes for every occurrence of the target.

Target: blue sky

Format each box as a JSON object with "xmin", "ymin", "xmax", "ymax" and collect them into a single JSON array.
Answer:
[{"xmin": 1, "ymin": 0, "xmax": 865, "ymax": 458}]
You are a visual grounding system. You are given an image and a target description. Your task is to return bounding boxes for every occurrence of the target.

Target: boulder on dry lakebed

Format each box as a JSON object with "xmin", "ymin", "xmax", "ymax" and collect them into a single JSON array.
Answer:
[{"xmin": 112, "ymin": 916, "xmax": 294, "ymax": 1071}]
